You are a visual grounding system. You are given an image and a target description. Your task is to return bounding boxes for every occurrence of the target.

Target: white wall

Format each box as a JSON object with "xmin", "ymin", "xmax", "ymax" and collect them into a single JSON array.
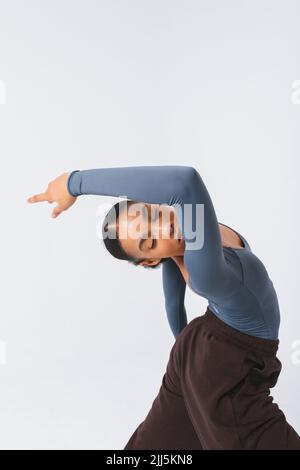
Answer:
[{"xmin": 0, "ymin": 0, "xmax": 299, "ymax": 449}]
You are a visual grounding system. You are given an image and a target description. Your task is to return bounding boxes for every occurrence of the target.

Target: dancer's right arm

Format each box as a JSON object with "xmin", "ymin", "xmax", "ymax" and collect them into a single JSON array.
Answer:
[
  {"xmin": 26, "ymin": 169, "xmax": 188, "ymax": 339},
  {"xmin": 27, "ymin": 165, "xmax": 241, "ymax": 300}
]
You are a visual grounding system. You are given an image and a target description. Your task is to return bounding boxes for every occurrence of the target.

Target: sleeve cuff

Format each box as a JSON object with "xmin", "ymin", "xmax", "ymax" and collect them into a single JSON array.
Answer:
[{"xmin": 67, "ymin": 170, "xmax": 81, "ymax": 196}]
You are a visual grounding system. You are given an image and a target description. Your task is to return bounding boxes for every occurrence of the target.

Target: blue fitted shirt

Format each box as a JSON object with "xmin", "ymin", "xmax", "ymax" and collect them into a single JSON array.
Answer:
[{"xmin": 67, "ymin": 165, "xmax": 280, "ymax": 340}]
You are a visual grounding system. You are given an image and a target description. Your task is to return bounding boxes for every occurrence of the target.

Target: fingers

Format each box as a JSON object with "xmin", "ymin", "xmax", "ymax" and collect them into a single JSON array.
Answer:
[
  {"xmin": 27, "ymin": 193, "xmax": 48, "ymax": 203},
  {"xmin": 27, "ymin": 193, "xmax": 64, "ymax": 218},
  {"xmin": 51, "ymin": 205, "xmax": 63, "ymax": 218}
]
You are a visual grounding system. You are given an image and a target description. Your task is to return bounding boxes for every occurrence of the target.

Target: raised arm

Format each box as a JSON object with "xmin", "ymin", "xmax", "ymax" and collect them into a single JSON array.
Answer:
[
  {"xmin": 66, "ymin": 166, "xmax": 194, "ymax": 205},
  {"xmin": 67, "ymin": 165, "xmax": 240, "ymax": 299}
]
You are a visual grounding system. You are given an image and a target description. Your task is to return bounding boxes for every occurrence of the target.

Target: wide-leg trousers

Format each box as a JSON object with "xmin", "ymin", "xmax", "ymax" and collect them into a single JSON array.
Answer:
[{"xmin": 124, "ymin": 306, "xmax": 300, "ymax": 450}]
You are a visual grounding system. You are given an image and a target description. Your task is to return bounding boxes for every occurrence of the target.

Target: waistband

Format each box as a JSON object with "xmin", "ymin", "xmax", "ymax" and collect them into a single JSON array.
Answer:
[{"xmin": 198, "ymin": 306, "xmax": 280, "ymax": 355}]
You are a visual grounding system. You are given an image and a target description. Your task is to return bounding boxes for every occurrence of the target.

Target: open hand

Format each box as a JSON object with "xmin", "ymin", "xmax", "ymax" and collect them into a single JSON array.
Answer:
[{"xmin": 27, "ymin": 172, "xmax": 77, "ymax": 218}]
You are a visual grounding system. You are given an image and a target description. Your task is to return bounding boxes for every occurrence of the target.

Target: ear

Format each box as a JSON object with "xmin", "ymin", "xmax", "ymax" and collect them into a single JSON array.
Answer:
[{"xmin": 140, "ymin": 259, "xmax": 161, "ymax": 267}]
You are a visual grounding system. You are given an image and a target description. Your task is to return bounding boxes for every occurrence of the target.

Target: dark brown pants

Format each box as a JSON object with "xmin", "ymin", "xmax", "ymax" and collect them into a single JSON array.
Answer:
[{"xmin": 124, "ymin": 307, "xmax": 300, "ymax": 450}]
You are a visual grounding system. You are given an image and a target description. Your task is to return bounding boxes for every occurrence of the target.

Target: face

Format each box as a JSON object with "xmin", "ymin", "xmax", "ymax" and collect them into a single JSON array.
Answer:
[{"xmin": 117, "ymin": 202, "xmax": 185, "ymax": 267}]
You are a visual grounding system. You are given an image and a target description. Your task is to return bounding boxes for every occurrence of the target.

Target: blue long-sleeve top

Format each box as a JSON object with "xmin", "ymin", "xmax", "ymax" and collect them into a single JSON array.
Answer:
[{"xmin": 66, "ymin": 165, "xmax": 280, "ymax": 340}]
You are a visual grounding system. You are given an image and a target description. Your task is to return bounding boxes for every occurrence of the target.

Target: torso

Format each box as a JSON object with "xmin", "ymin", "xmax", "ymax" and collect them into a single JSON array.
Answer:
[
  {"xmin": 172, "ymin": 223, "xmax": 245, "ymax": 284},
  {"xmin": 172, "ymin": 223, "xmax": 280, "ymax": 340}
]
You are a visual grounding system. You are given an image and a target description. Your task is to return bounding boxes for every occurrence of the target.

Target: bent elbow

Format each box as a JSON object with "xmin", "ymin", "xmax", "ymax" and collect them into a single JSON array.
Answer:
[{"xmin": 178, "ymin": 166, "xmax": 199, "ymax": 199}]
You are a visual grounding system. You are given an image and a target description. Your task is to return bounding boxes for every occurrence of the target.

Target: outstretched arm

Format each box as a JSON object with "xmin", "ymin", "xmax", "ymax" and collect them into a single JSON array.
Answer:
[
  {"xmin": 66, "ymin": 165, "xmax": 240, "ymax": 299},
  {"xmin": 27, "ymin": 165, "xmax": 240, "ymax": 300}
]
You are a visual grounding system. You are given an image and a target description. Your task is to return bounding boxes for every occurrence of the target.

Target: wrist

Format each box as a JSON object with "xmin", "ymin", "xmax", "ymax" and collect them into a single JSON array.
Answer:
[{"xmin": 67, "ymin": 170, "xmax": 81, "ymax": 196}]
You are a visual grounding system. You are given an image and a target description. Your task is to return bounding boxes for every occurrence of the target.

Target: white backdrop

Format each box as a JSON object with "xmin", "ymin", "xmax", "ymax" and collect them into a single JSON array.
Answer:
[{"xmin": 0, "ymin": 0, "xmax": 299, "ymax": 450}]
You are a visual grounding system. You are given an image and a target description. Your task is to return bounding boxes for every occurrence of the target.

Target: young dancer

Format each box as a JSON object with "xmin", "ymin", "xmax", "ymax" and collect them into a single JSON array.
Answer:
[{"xmin": 27, "ymin": 165, "xmax": 300, "ymax": 449}]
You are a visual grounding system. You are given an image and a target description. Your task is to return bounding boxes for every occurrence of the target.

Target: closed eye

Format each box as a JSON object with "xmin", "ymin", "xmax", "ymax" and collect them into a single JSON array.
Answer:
[
  {"xmin": 139, "ymin": 234, "xmax": 157, "ymax": 252},
  {"xmin": 150, "ymin": 207, "xmax": 159, "ymax": 249}
]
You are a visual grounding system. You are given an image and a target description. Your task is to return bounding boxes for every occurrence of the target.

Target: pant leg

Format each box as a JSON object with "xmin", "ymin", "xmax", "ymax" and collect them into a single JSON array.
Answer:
[
  {"xmin": 124, "ymin": 307, "xmax": 300, "ymax": 450},
  {"xmin": 123, "ymin": 338, "xmax": 203, "ymax": 450},
  {"xmin": 231, "ymin": 350, "xmax": 300, "ymax": 450},
  {"xmin": 177, "ymin": 309, "xmax": 300, "ymax": 450}
]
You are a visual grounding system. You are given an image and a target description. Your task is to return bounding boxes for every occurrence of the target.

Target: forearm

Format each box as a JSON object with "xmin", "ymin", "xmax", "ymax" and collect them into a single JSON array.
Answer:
[
  {"xmin": 162, "ymin": 258, "xmax": 188, "ymax": 338},
  {"xmin": 67, "ymin": 165, "xmax": 196, "ymax": 206}
]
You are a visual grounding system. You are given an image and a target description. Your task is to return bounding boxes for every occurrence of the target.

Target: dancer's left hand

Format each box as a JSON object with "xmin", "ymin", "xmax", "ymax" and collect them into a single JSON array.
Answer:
[{"xmin": 26, "ymin": 172, "xmax": 77, "ymax": 218}]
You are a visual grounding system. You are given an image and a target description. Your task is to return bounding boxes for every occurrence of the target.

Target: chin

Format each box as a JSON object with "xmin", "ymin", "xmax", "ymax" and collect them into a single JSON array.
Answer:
[{"xmin": 175, "ymin": 243, "xmax": 185, "ymax": 255}]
